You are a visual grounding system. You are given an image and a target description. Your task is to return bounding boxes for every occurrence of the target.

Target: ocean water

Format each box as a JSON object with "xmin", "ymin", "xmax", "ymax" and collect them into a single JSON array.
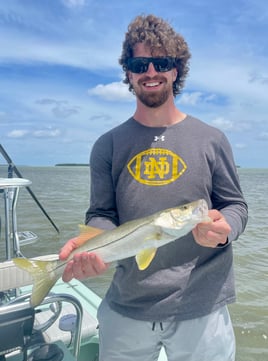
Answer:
[{"xmin": 0, "ymin": 166, "xmax": 267, "ymax": 360}]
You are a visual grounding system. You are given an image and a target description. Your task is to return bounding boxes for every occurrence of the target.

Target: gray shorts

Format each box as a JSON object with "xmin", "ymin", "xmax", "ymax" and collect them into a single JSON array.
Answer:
[{"xmin": 97, "ymin": 299, "xmax": 235, "ymax": 361}]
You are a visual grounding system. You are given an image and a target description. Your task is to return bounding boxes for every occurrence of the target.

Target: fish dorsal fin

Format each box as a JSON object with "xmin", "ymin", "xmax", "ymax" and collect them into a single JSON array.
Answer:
[
  {"xmin": 135, "ymin": 248, "xmax": 157, "ymax": 271},
  {"xmin": 76, "ymin": 224, "xmax": 104, "ymax": 247}
]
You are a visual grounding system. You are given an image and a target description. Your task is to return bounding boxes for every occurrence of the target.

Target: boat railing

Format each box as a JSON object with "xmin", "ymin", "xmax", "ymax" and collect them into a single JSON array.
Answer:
[
  {"xmin": 0, "ymin": 144, "xmax": 60, "ymax": 242},
  {"xmin": 0, "ymin": 143, "xmax": 61, "ymax": 261},
  {"xmin": 0, "ymin": 177, "xmax": 36, "ymax": 260}
]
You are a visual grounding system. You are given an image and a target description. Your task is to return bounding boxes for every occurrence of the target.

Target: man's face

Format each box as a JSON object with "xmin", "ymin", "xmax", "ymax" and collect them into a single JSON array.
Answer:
[{"xmin": 128, "ymin": 43, "xmax": 177, "ymax": 108}]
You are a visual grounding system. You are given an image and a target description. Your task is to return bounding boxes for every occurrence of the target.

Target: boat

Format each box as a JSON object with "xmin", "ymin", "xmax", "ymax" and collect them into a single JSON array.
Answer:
[{"xmin": 0, "ymin": 145, "xmax": 168, "ymax": 361}]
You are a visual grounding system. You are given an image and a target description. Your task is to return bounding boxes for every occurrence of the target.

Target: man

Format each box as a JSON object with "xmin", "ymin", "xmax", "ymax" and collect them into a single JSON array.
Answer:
[{"xmin": 60, "ymin": 14, "xmax": 248, "ymax": 361}]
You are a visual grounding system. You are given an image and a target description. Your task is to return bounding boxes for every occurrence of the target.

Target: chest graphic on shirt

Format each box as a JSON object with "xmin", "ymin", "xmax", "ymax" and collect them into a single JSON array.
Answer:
[{"xmin": 127, "ymin": 148, "xmax": 187, "ymax": 186}]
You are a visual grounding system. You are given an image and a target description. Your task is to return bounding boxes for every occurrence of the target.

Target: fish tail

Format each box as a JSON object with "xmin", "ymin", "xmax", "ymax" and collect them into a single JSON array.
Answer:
[{"xmin": 13, "ymin": 257, "xmax": 61, "ymax": 307}]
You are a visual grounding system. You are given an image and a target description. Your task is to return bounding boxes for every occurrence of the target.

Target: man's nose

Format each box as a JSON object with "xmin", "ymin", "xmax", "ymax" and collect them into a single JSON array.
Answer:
[{"xmin": 146, "ymin": 62, "xmax": 158, "ymax": 75}]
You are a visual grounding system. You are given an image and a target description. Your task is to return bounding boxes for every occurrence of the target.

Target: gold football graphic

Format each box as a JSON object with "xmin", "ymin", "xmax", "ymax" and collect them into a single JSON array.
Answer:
[{"xmin": 127, "ymin": 148, "xmax": 187, "ymax": 186}]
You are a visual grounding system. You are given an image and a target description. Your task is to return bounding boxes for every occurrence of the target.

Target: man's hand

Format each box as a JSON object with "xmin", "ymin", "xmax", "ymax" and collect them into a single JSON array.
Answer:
[
  {"xmin": 192, "ymin": 210, "xmax": 231, "ymax": 248},
  {"xmin": 59, "ymin": 237, "xmax": 109, "ymax": 282}
]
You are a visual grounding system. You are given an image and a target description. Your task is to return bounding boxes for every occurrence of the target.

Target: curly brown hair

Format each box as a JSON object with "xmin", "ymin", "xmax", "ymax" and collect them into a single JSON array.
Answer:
[{"xmin": 119, "ymin": 14, "xmax": 191, "ymax": 96}]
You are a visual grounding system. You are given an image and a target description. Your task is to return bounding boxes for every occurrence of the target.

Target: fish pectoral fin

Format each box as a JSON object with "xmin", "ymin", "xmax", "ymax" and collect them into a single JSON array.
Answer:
[
  {"xmin": 76, "ymin": 224, "xmax": 105, "ymax": 246},
  {"xmin": 135, "ymin": 248, "xmax": 157, "ymax": 271}
]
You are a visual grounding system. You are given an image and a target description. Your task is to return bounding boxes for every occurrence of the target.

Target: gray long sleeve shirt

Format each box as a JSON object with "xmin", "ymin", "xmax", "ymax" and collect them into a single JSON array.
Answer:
[{"xmin": 85, "ymin": 115, "xmax": 248, "ymax": 321}]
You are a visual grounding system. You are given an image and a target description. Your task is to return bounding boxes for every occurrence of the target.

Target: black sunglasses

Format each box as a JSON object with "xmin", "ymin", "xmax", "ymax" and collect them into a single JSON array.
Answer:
[{"xmin": 127, "ymin": 57, "xmax": 176, "ymax": 74}]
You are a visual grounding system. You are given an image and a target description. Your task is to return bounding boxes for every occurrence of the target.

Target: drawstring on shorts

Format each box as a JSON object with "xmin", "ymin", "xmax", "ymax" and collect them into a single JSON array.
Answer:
[{"xmin": 152, "ymin": 321, "xmax": 164, "ymax": 331}]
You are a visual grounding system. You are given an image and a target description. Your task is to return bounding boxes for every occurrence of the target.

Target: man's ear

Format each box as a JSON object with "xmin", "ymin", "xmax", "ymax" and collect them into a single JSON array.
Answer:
[
  {"xmin": 172, "ymin": 68, "xmax": 178, "ymax": 82},
  {"xmin": 128, "ymin": 70, "xmax": 133, "ymax": 84}
]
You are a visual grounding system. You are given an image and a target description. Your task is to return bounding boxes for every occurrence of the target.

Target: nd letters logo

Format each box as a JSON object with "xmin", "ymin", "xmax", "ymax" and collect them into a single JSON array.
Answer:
[{"xmin": 127, "ymin": 148, "xmax": 187, "ymax": 186}]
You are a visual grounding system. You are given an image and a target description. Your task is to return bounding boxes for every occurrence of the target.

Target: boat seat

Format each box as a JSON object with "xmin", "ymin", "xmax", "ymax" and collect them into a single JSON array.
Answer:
[
  {"xmin": 0, "ymin": 259, "xmax": 33, "ymax": 291},
  {"xmin": 0, "ymin": 293, "xmax": 84, "ymax": 360},
  {"xmin": 35, "ymin": 302, "xmax": 98, "ymax": 346},
  {"xmin": 0, "ymin": 255, "xmax": 59, "ymax": 292}
]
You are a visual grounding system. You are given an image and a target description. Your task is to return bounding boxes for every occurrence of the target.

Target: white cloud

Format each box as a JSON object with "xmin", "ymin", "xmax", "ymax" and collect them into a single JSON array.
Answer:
[
  {"xmin": 88, "ymin": 82, "xmax": 135, "ymax": 102},
  {"xmin": 61, "ymin": 0, "xmax": 86, "ymax": 7},
  {"xmin": 189, "ymin": 53, "xmax": 268, "ymax": 108},
  {"xmin": 178, "ymin": 92, "xmax": 203, "ymax": 106},
  {"xmin": 257, "ymin": 131, "xmax": 268, "ymax": 141},
  {"xmin": 7, "ymin": 128, "xmax": 61, "ymax": 139},
  {"xmin": 177, "ymin": 91, "xmax": 217, "ymax": 106},
  {"xmin": 8, "ymin": 129, "xmax": 29, "ymax": 138},
  {"xmin": 0, "ymin": 36, "xmax": 118, "ymax": 70},
  {"xmin": 248, "ymin": 72, "xmax": 268, "ymax": 85},
  {"xmin": 211, "ymin": 117, "xmax": 234, "ymax": 131},
  {"xmin": 33, "ymin": 129, "xmax": 61, "ymax": 138},
  {"xmin": 36, "ymin": 99, "xmax": 80, "ymax": 118},
  {"xmin": 235, "ymin": 143, "xmax": 247, "ymax": 149}
]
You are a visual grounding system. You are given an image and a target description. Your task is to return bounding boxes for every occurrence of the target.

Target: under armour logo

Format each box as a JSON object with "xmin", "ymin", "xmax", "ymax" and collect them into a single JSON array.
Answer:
[{"xmin": 154, "ymin": 136, "xmax": 165, "ymax": 142}]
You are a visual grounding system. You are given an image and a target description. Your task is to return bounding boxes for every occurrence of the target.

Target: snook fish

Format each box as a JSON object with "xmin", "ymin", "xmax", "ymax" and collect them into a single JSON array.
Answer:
[{"xmin": 13, "ymin": 199, "xmax": 211, "ymax": 307}]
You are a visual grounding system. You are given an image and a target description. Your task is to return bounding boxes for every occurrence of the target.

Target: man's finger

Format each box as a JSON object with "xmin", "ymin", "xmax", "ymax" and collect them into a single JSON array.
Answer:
[{"xmin": 59, "ymin": 237, "xmax": 79, "ymax": 260}]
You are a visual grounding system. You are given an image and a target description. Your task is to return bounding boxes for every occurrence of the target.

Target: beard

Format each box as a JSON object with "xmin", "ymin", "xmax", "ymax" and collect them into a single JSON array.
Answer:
[
  {"xmin": 133, "ymin": 76, "xmax": 173, "ymax": 108},
  {"xmin": 137, "ymin": 89, "xmax": 170, "ymax": 108}
]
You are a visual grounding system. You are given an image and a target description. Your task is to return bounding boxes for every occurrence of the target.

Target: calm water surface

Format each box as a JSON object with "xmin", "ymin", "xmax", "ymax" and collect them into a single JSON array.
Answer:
[{"xmin": 0, "ymin": 166, "xmax": 267, "ymax": 360}]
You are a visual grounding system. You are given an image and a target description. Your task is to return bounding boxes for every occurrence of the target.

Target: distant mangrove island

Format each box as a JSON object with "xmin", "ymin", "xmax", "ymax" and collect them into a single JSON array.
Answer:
[{"xmin": 55, "ymin": 163, "xmax": 89, "ymax": 167}]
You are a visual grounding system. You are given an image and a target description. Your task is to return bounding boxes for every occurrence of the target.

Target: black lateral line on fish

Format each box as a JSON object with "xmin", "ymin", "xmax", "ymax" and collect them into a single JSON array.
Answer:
[
  {"xmin": 51, "ymin": 219, "xmax": 156, "ymax": 273},
  {"xmin": 85, "ymin": 220, "xmax": 154, "ymax": 251}
]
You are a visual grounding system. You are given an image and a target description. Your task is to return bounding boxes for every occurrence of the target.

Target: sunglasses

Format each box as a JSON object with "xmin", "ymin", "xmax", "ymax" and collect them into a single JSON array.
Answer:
[{"xmin": 127, "ymin": 57, "xmax": 176, "ymax": 74}]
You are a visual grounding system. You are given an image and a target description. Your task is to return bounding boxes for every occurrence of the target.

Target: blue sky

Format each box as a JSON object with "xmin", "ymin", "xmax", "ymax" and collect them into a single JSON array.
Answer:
[{"xmin": 0, "ymin": 0, "xmax": 267, "ymax": 167}]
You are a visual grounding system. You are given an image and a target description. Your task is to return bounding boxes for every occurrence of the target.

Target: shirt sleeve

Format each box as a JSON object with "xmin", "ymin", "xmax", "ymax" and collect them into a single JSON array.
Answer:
[
  {"xmin": 85, "ymin": 133, "xmax": 119, "ymax": 230},
  {"xmin": 211, "ymin": 132, "xmax": 248, "ymax": 242}
]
